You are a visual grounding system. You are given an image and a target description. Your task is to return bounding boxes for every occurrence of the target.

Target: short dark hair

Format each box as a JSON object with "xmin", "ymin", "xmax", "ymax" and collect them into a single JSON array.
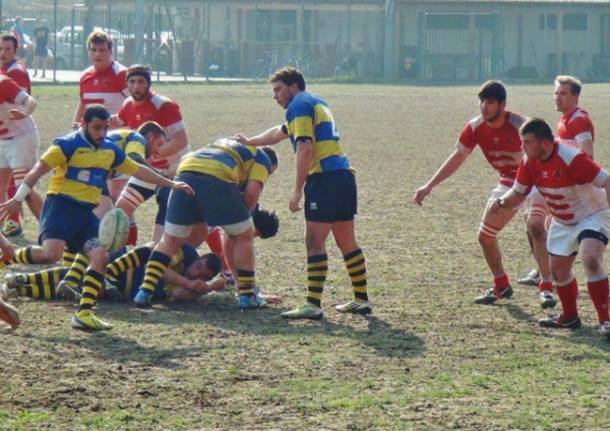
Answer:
[
  {"xmin": 137, "ymin": 121, "xmax": 165, "ymax": 138},
  {"xmin": 87, "ymin": 31, "xmax": 113, "ymax": 50},
  {"xmin": 83, "ymin": 104, "xmax": 110, "ymax": 123},
  {"xmin": 127, "ymin": 64, "xmax": 152, "ymax": 85},
  {"xmin": 0, "ymin": 33, "xmax": 18, "ymax": 51},
  {"xmin": 200, "ymin": 253, "xmax": 221, "ymax": 276},
  {"xmin": 520, "ymin": 118, "xmax": 554, "ymax": 142},
  {"xmin": 555, "ymin": 75, "xmax": 582, "ymax": 96},
  {"xmin": 478, "ymin": 80, "xmax": 507, "ymax": 103},
  {"xmin": 269, "ymin": 67, "xmax": 306, "ymax": 91},
  {"xmin": 261, "ymin": 147, "xmax": 278, "ymax": 170},
  {"xmin": 253, "ymin": 209, "xmax": 279, "ymax": 239}
]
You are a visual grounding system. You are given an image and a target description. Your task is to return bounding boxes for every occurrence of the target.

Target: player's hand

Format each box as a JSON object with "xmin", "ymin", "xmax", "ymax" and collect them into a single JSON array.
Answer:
[
  {"xmin": 8, "ymin": 109, "xmax": 27, "ymax": 120},
  {"xmin": 71, "ymin": 121, "xmax": 81, "ymax": 130},
  {"xmin": 171, "ymin": 181, "xmax": 194, "ymax": 195},
  {"xmin": 184, "ymin": 279, "xmax": 206, "ymax": 292},
  {"xmin": 0, "ymin": 199, "xmax": 22, "ymax": 224},
  {"xmin": 289, "ymin": 190, "xmax": 302, "ymax": 212},
  {"xmin": 233, "ymin": 133, "xmax": 251, "ymax": 146},
  {"xmin": 413, "ymin": 185, "xmax": 432, "ymax": 206},
  {"xmin": 0, "ymin": 237, "xmax": 15, "ymax": 263},
  {"xmin": 489, "ymin": 198, "xmax": 504, "ymax": 214},
  {"xmin": 209, "ymin": 278, "xmax": 226, "ymax": 292}
]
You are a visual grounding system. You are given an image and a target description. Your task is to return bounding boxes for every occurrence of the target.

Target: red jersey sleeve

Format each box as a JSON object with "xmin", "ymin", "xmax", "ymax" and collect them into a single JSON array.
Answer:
[
  {"xmin": 7, "ymin": 68, "xmax": 30, "ymax": 94},
  {"xmin": 0, "ymin": 78, "xmax": 22, "ymax": 104},
  {"xmin": 569, "ymin": 153, "xmax": 602, "ymax": 185},
  {"xmin": 458, "ymin": 122, "xmax": 476, "ymax": 150},
  {"xmin": 115, "ymin": 102, "xmax": 129, "ymax": 126},
  {"xmin": 513, "ymin": 158, "xmax": 533, "ymax": 194},
  {"xmin": 157, "ymin": 101, "xmax": 183, "ymax": 129},
  {"xmin": 570, "ymin": 116, "xmax": 594, "ymax": 144},
  {"xmin": 116, "ymin": 69, "xmax": 128, "ymax": 97}
]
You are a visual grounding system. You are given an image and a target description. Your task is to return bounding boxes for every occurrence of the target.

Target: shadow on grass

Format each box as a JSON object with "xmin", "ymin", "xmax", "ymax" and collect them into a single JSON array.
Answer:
[
  {"xmin": 504, "ymin": 303, "xmax": 610, "ymax": 355},
  {"xmin": 101, "ymin": 299, "xmax": 426, "ymax": 359}
]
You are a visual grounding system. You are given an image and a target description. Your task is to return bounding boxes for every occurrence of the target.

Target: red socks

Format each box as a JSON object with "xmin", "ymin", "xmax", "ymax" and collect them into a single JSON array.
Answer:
[
  {"xmin": 556, "ymin": 279, "xmax": 579, "ymax": 319},
  {"xmin": 493, "ymin": 273, "xmax": 510, "ymax": 295},
  {"xmin": 539, "ymin": 280, "xmax": 553, "ymax": 293},
  {"xmin": 586, "ymin": 278, "xmax": 610, "ymax": 324},
  {"xmin": 126, "ymin": 223, "xmax": 138, "ymax": 246}
]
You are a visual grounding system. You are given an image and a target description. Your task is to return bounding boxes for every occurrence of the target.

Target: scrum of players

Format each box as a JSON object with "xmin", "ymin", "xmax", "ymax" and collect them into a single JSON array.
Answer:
[
  {"xmin": 0, "ymin": 29, "xmax": 608, "ymax": 342},
  {"xmin": 0, "ymin": 30, "xmax": 369, "ymax": 331}
]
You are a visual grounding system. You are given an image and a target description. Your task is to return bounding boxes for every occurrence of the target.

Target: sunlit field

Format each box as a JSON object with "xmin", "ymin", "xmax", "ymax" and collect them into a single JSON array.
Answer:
[{"xmin": 1, "ymin": 82, "xmax": 610, "ymax": 430}]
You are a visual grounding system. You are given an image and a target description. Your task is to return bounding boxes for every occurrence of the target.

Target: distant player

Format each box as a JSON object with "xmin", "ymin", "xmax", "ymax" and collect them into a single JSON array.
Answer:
[
  {"xmin": 0, "ymin": 105, "xmax": 193, "ymax": 331},
  {"xmin": 490, "ymin": 118, "xmax": 610, "ymax": 339},
  {"xmin": 132, "ymin": 138, "xmax": 277, "ymax": 310},
  {"xmin": 235, "ymin": 67, "xmax": 369, "ymax": 320},
  {"xmin": 0, "ymin": 33, "xmax": 44, "ymax": 237},
  {"xmin": 112, "ymin": 64, "xmax": 190, "ymax": 244},
  {"xmin": 413, "ymin": 80, "xmax": 546, "ymax": 305},
  {"xmin": 73, "ymin": 31, "xmax": 128, "ymax": 125}
]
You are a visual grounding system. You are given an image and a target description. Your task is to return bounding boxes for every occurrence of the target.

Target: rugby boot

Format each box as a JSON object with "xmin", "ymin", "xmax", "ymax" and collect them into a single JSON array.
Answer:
[
  {"xmin": 474, "ymin": 285, "xmax": 513, "ymax": 305},
  {"xmin": 56, "ymin": 280, "xmax": 82, "ymax": 302},
  {"xmin": 134, "ymin": 289, "xmax": 153, "ymax": 308},
  {"xmin": 539, "ymin": 290, "xmax": 557, "ymax": 309},
  {"xmin": 71, "ymin": 310, "xmax": 112, "ymax": 331},
  {"xmin": 104, "ymin": 278, "xmax": 126, "ymax": 303},
  {"xmin": 335, "ymin": 300, "xmax": 372, "ymax": 315},
  {"xmin": 4, "ymin": 272, "xmax": 28, "ymax": 290},
  {"xmin": 2, "ymin": 219, "xmax": 22, "ymax": 237},
  {"xmin": 597, "ymin": 321, "xmax": 610, "ymax": 340},
  {"xmin": 281, "ymin": 303, "xmax": 323, "ymax": 320},
  {"xmin": 0, "ymin": 282, "xmax": 19, "ymax": 301},
  {"xmin": 517, "ymin": 269, "xmax": 540, "ymax": 286},
  {"xmin": 238, "ymin": 293, "xmax": 267, "ymax": 310},
  {"xmin": 0, "ymin": 296, "xmax": 20, "ymax": 329},
  {"xmin": 538, "ymin": 314, "xmax": 581, "ymax": 329}
]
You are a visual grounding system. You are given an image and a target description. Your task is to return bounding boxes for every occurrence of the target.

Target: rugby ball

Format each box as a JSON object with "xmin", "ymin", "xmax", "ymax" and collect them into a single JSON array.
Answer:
[{"xmin": 99, "ymin": 208, "xmax": 129, "ymax": 254}]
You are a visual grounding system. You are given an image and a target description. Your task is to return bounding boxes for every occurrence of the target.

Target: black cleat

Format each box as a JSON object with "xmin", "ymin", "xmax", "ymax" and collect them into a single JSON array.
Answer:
[
  {"xmin": 517, "ymin": 269, "xmax": 540, "ymax": 286},
  {"xmin": 474, "ymin": 285, "xmax": 513, "ymax": 305},
  {"xmin": 538, "ymin": 314, "xmax": 581, "ymax": 329}
]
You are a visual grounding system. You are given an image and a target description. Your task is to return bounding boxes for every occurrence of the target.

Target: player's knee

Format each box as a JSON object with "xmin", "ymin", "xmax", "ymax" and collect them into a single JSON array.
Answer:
[
  {"xmin": 527, "ymin": 220, "xmax": 546, "ymax": 240},
  {"xmin": 478, "ymin": 222, "xmax": 499, "ymax": 246},
  {"xmin": 40, "ymin": 247, "xmax": 64, "ymax": 264},
  {"xmin": 87, "ymin": 247, "xmax": 108, "ymax": 269},
  {"xmin": 582, "ymin": 253, "xmax": 602, "ymax": 275}
]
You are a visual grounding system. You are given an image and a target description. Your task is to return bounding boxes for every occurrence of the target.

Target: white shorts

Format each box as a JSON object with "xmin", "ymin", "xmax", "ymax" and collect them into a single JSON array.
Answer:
[
  {"xmin": 487, "ymin": 183, "xmax": 525, "ymax": 210},
  {"xmin": 547, "ymin": 209, "xmax": 610, "ymax": 256},
  {"xmin": 0, "ymin": 129, "xmax": 40, "ymax": 170}
]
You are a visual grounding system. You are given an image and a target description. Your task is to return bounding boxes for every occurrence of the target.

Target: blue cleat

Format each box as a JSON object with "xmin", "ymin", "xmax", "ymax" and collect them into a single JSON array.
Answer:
[
  {"xmin": 238, "ymin": 293, "xmax": 267, "ymax": 310},
  {"xmin": 134, "ymin": 289, "xmax": 153, "ymax": 308}
]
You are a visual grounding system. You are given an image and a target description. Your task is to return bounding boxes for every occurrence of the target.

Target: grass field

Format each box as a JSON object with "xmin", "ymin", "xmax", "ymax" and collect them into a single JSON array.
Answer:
[{"xmin": 1, "ymin": 83, "xmax": 610, "ymax": 431}]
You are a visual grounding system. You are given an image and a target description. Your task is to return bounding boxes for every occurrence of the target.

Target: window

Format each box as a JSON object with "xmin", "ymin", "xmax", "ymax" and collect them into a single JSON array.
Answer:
[
  {"xmin": 562, "ymin": 13, "xmax": 587, "ymax": 31},
  {"xmin": 539, "ymin": 13, "xmax": 557, "ymax": 30},
  {"xmin": 427, "ymin": 14, "xmax": 469, "ymax": 30}
]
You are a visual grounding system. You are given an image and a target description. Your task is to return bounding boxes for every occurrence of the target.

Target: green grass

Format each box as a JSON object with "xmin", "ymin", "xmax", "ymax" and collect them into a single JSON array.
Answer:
[{"xmin": 2, "ymin": 83, "xmax": 610, "ymax": 430}]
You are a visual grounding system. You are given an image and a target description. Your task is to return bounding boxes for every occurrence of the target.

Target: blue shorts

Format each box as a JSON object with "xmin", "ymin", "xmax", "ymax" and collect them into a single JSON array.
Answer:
[
  {"xmin": 39, "ymin": 195, "xmax": 99, "ymax": 253},
  {"xmin": 166, "ymin": 172, "xmax": 250, "ymax": 228},
  {"xmin": 304, "ymin": 170, "xmax": 357, "ymax": 222}
]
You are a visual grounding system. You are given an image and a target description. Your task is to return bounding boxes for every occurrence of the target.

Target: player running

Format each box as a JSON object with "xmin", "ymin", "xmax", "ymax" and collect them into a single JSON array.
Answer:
[
  {"xmin": 413, "ymin": 80, "xmax": 547, "ymax": 305},
  {"xmin": 490, "ymin": 118, "xmax": 610, "ymax": 340}
]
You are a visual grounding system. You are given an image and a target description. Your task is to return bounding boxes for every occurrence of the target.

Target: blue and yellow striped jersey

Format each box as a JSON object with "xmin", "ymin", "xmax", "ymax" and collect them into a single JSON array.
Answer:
[
  {"xmin": 106, "ymin": 129, "xmax": 147, "ymax": 161},
  {"xmin": 41, "ymin": 130, "xmax": 140, "ymax": 206},
  {"xmin": 177, "ymin": 139, "xmax": 273, "ymax": 186},
  {"xmin": 285, "ymin": 91, "xmax": 351, "ymax": 175}
]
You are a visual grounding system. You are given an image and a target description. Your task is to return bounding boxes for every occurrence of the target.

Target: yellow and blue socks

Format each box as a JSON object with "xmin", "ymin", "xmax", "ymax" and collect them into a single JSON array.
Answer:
[
  {"xmin": 343, "ymin": 248, "xmax": 368, "ymax": 303},
  {"xmin": 307, "ymin": 254, "xmax": 328, "ymax": 308}
]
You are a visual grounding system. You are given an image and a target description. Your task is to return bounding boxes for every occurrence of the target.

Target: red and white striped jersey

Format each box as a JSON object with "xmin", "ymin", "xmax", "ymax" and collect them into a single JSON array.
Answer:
[
  {"xmin": 1, "ymin": 60, "xmax": 31, "ymax": 94},
  {"xmin": 458, "ymin": 111, "xmax": 526, "ymax": 187},
  {"xmin": 514, "ymin": 143, "xmax": 609, "ymax": 225},
  {"xmin": 79, "ymin": 61, "xmax": 128, "ymax": 115},
  {"xmin": 0, "ymin": 75, "xmax": 35, "ymax": 140},
  {"xmin": 556, "ymin": 107, "xmax": 594, "ymax": 150}
]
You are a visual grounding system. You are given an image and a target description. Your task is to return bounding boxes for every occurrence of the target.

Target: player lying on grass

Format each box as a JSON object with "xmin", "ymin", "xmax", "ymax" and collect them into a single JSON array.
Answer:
[
  {"xmin": 0, "ymin": 104, "xmax": 193, "ymax": 331},
  {"xmin": 490, "ymin": 118, "xmax": 610, "ymax": 339},
  {"xmin": 2, "ymin": 243, "xmax": 225, "ymax": 303}
]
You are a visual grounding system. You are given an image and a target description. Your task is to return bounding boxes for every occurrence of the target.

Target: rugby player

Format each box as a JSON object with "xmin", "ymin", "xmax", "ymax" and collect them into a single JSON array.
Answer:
[
  {"xmin": 235, "ymin": 67, "xmax": 370, "ymax": 320},
  {"xmin": 519, "ymin": 76, "xmax": 594, "ymax": 295},
  {"xmin": 413, "ymin": 81, "xmax": 544, "ymax": 305},
  {"xmin": 0, "ymin": 232, "xmax": 18, "ymax": 329},
  {"xmin": 0, "ymin": 33, "xmax": 44, "ymax": 237},
  {"xmin": 132, "ymin": 138, "xmax": 277, "ymax": 310},
  {"xmin": 491, "ymin": 118, "xmax": 610, "ymax": 339},
  {"xmin": 112, "ymin": 64, "xmax": 190, "ymax": 245},
  {"xmin": 0, "ymin": 105, "xmax": 193, "ymax": 331}
]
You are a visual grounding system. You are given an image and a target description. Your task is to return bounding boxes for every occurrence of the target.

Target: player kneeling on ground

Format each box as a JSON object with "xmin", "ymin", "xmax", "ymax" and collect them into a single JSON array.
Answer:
[
  {"xmin": 490, "ymin": 118, "xmax": 610, "ymax": 340},
  {"xmin": 0, "ymin": 105, "xmax": 193, "ymax": 331}
]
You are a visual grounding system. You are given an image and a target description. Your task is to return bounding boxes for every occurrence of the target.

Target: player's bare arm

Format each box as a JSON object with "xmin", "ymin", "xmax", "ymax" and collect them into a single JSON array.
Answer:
[
  {"xmin": 234, "ymin": 125, "xmax": 288, "ymax": 147},
  {"xmin": 9, "ymin": 93, "xmax": 37, "ymax": 120},
  {"xmin": 242, "ymin": 180, "xmax": 264, "ymax": 211},
  {"xmin": 290, "ymin": 138, "xmax": 313, "ymax": 212},
  {"xmin": 0, "ymin": 233, "xmax": 15, "ymax": 262},
  {"xmin": 0, "ymin": 160, "xmax": 51, "ymax": 220},
  {"xmin": 154, "ymin": 128, "xmax": 188, "ymax": 159},
  {"xmin": 131, "ymin": 165, "xmax": 194, "ymax": 195},
  {"xmin": 72, "ymin": 101, "xmax": 85, "ymax": 128},
  {"xmin": 413, "ymin": 144, "xmax": 470, "ymax": 206}
]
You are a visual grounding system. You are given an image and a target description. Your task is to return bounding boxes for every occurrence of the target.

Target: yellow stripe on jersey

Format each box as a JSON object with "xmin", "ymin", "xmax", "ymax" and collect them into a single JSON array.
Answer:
[{"xmin": 177, "ymin": 140, "xmax": 272, "ymax": 186}]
